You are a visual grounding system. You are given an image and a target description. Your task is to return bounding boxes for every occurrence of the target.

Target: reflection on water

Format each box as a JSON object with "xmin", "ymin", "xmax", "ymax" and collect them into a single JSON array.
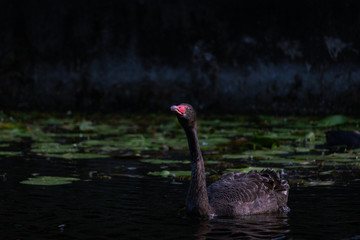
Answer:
[
  {"xmin": 197, "ymin": 213, "xmax": 289, "ymax": 239},
  {"xmin": 0, "ymin": 156, "xmax": 360, "ymax": 239}
]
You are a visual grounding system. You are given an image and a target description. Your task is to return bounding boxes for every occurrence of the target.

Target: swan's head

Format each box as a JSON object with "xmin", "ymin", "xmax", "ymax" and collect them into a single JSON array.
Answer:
[{"xmin": 170, "ymin": 103, "xmax": 197, "ymax": 129}]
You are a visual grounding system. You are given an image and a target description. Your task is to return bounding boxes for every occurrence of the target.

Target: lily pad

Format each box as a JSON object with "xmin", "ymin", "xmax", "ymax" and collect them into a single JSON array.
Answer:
[
  {"xmin": 317, "ymin": 115, "xmax": 347, "ymax": 127},
  {"xmin": 0, "ymin": 151, "xmax": 22, "ymax": 156},
  {"xmin": 141, "ymin": 159, "xmax": 190, "ymax": 164},
  {"xmin": 148, "ymin": 170, "xmax": 192, "ymax": 178},
  {"xmin": 257, "ymin": 157, "xmax": 298, "ymax": 165},
  {"xmin": 319, "ymin": 170, "xmax": 333, "ymax": 175},
  {"xmin": 199, "ymin": 136, "xmax": 231, "ymax": 148},
  {"xmin": 303, "ymin": 132, "xmax": 316, "ymax": 142},
  {"xmin": 31, "ymin": 142, "xmax": 77, "ymax": 154},
  {"xmin": 20, "ymin": 176, "xmax": 80, "ymax": 186},
  {"xmin": 284, "ymin": 165, "xmax": 318, "ymax": 169},
  {"xmin": 79, "ymin": 121, "xmax": 95, "ymax": 132},
  {"xmin": 304, "ymin": 180, "xmax": 335, "ymax": 187},
  {"xmin": 148, "ymin": 170, "xmax": 171, "ymax": 177},
  {"xmin": 222, "ymin": 154, "xmax": 252, "ymax": 159},
  {"xmin": 43, "ymin": 152, "xmax": 110, "ymax": 159},
  {"xmin": 251, "ymin": 135, "xmax": 281, "ymax": 148}
]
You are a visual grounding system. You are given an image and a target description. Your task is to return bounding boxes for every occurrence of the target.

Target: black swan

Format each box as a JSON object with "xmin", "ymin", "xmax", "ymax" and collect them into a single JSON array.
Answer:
[{"xmin": 170, "ymin": 103, "xmax": 290, "ymax": 217}]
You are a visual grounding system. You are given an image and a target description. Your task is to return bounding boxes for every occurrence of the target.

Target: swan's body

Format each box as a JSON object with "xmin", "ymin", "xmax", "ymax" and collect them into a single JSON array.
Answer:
[
  {"xmin": 171, "ymin": 103, "xmax": 290, "ymax": 217},
  {"xmin": 208, "ymin": 170, "xmax": 289, "ymax": 216}
]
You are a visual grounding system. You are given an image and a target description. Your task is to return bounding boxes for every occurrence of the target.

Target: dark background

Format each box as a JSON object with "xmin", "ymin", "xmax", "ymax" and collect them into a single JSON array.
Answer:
[{"xmin": 1, "ymin": 0, "xmax": 360, "ymax": 114}]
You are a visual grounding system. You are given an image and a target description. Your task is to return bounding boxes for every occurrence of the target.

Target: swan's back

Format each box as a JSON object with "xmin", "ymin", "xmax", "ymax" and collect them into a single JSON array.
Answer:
[{"xmin": 207, "ymin": 169, "xmax": 289, "ymax": 216}]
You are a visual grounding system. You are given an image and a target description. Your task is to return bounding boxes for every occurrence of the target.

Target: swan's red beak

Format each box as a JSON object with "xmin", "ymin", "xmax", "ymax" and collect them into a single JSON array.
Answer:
[{"xmin": 170, "ymin": 105, "xmax": 188, "ymax": 116}]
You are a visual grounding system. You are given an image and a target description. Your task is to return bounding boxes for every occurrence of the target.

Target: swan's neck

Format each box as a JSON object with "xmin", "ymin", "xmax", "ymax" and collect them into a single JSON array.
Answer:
[{"xmin": 184, "ymin": 126, "xmax": 212, "ymax": 217}]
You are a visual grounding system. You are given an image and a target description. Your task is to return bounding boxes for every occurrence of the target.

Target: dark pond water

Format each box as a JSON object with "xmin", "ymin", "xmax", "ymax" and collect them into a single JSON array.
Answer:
[{"xmin": 1, "ymin": 156, "xmax": 360, "ymax": 240}]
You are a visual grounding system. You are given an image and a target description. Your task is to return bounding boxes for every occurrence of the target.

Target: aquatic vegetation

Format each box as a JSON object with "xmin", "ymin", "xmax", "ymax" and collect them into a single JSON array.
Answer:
[
  {"xmin": 141, "ymin": 159, "xmax": 191, "ymax": 165},
  {"xmin": 0, "ymin": 112, "xmax": 359, "ymax": 185},
  {"xmin": 20, "ymin": 176, "xmax": 80, "ymax": 186},
  {"xmin": 317, "ymin": 114, "xmax": 347, "ymax": 127},
  {"xmin": 31, "ymin": 142, "xmax": 78, "ymax": 154},
  {"xmin": 148, "ymin": 170, "xmax": 192, "ymax": 178},
  {"xmin": 44, "ymin": 152, "xmax": 110, "ymax": 159},
  {"xmin": 0, "ymin": 151, "xmax": 22, "ymax": 156}
]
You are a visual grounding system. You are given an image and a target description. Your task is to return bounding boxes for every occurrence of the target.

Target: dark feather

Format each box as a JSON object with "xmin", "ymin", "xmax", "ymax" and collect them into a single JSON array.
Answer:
[{"xmin": 207, "ymin": 169, "xmax": 289, "ymax": 216}]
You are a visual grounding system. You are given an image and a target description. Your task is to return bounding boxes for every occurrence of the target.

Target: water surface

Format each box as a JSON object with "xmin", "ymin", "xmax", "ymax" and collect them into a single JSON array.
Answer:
[
  {"xmin": 0, "ymin": 155, "xmax": 360, "ymax": 239},
  {"xmin": 1, "ymin": 113, "xmax": 360, "ymax": 239}
]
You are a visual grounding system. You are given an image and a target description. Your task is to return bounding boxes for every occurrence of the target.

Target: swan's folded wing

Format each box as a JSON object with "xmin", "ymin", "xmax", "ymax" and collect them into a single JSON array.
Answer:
[
  {"xmin": 207, "ymin": 171, "xmax": 264, "ymax": 204},
  {"xmin": 207, "ymin": 170, "xmax": 289, "ymax": 216}
]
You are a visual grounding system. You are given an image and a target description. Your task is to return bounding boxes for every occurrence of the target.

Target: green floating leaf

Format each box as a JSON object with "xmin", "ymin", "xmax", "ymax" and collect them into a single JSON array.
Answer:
[
  {"xmin": 293, "ymin": 147, "xmax": 312, "ymax": 153},
  {"xmin": 317, "ymin": 115, "xmax": 347, "ymax": 127},
  {"xmin": 169, "ymin": 171, "xmax": 193, "ymax": 177},
  {"xmin": 222, "ymin": 154, "xmax": 251, "ymax": 159},
  {"xmin": 304, "ymin": 180, "xmax": 335, "ymax": 187},
  {"xmin": 251, "ymin": 135, "xmax": 281, "ymax": 148},
  {"xmin": 257, "ymin": 157, "xmax": 296, "ymax": 164},
  {"xmin": 20, "ymin": 176, "xmax": 80, "ymax": 186},
  {"xmin": 95, "ymin": 124, "xmax": 127, "ymax": 134},
  {"xmin": 44, "ymin": 152, "xmax": 110, "ymax": 159},
  {"xmin": 319, "ymin": 170, "xmax": 333, "ymax": 175},
  {"xmin": 0, "ymin": 129, "xmax": 27, "ymax": 141},
  {"xmin": 31, "ymin": 142, "xmax": 77, "ymax": 154},
  {"xmin": 148, "ymin": 170, "xmax": 171, "ymax": 177},
  {"xmin": 237, "ymin": 149, "xmax": 289, "ymax": 159},
  {"xmin": 304, "ymin": 132, "xmax": 316, "ymax": 142},
  {"xmin": 147, "ymin": 170, "xmax": 192, "ymax": 178},
  {"xmin": 289, "ymin": 154, "xmax": 325, "ymax": 161},
  {"xmin": 284, "ymin": 165, "xmax": 318, "ymax": 169},
  {"xmin": 199, "ymin": 137, "xmax": 230, "ymax": 148},
  {"xmin": 205, "ymin": 160, "xmax": 221, "ymax": 164},
  {"xmin": 0, "ymin": 151, "xmax": 22, "ymax": 156},
  {"xmin": 141, "ymin": 159, "xmax": 190, "ymax": 164},
  {"xmin": 79, "ymin": 121, "xmax": 95, "ymax": 132}
]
